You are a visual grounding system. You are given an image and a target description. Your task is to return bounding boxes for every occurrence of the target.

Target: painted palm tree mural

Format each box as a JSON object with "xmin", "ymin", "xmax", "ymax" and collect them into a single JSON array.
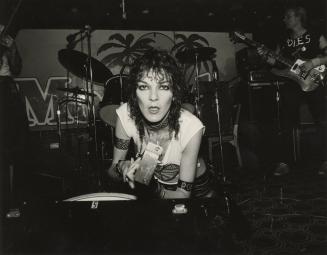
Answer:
[
  {"xmin": 97, "ymin": 32, "xmax": 214, "ymax": 93},
  {"xmin": 97, "ymin": 33, "xmax": 155, "ymax": 72},
  {"xmin": 172, "ymin": 33, "xmax": 214, "ymax": 86}
]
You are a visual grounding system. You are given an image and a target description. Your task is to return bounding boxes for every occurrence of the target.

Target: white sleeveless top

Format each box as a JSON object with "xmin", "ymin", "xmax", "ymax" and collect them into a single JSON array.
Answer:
[{"xmin": 116, "ymin": 103, "xmax": 205, "ymax": 184}]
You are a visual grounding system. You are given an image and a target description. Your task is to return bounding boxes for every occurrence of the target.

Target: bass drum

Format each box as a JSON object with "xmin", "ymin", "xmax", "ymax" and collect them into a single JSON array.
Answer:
[
  {"xmin": 64, "ymin": 192, "xmax": 137, "ymax": 201},
  {"xmin": 99, "ymin": 74, "xmax": 129, "ymax": 127}
]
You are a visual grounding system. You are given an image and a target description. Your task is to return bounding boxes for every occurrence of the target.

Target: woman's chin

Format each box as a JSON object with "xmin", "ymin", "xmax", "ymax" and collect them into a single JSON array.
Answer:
[{"xmin": 144, "ymin": 115, "xmax": 162, "ymax": 123}]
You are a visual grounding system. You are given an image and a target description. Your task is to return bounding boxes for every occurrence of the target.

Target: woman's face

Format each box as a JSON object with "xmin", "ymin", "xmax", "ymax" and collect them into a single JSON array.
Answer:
[{"xmin": 136, "ymin": 68, "xmax": 173, "ymax": 123}]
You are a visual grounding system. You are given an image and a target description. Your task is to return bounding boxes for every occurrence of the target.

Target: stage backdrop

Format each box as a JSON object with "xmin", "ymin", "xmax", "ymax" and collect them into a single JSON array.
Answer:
[{"xmin": 15, "ymin": 29, "xmax": 248, "ymax": 130}]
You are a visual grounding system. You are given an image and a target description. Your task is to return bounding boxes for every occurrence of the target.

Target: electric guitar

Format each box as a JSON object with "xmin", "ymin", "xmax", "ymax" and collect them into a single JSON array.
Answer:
[{"xmin": 230, "ymin": 31, "xmax": 326, "ymax": 92}]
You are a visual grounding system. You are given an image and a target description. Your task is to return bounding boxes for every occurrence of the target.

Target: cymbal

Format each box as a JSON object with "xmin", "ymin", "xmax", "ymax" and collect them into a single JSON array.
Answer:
[
  {"xmin": 175, "ymin": 47, "xmax": 216, "ymax": 63},
  {"xmin": 57, "ymin": 87, "xmax": 96, "ymax": 97},
  {"xmin": 58, "ymin": 49, "xmax": 112, "ymax": 84}
]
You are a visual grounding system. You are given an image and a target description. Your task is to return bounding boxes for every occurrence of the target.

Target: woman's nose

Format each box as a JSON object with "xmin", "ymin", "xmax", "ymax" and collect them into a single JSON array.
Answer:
[{"xmin": 149, "ymin": 87, "xmax": 159, "ymax": 101}]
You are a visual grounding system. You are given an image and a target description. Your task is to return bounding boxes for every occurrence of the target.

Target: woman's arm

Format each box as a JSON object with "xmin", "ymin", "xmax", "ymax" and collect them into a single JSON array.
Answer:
[
  {"xmin": 162, "ymin": 128, "xmax": 203, "ymax": 199},
  {"xmin": 107, "ymin": 116, "xmax": 130, "ymax": 181}
]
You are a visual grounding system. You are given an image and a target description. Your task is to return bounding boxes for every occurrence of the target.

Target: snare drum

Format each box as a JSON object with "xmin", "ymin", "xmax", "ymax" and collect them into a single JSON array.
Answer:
[
  {"xmin": 64, "ymin": 192, "xmax": 137, "ymax": 201},
  {"xmin": 99, "ymin": 75, "xmax": 128, "ymax": 127}
]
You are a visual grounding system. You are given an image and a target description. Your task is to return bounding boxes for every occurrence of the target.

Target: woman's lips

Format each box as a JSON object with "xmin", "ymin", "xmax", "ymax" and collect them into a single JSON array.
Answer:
[{"xmin": 148, "ymin": 106, "xmax": 160, "ymax": 114}]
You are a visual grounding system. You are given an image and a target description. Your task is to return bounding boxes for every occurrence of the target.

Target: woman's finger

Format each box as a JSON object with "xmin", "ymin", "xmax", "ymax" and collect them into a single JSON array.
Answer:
[
  {"xmin": 128, "ymin": 180, "xmax": 135, "ymax": 189},
  {"xmin": 125, "ymin": 158, "xmax": 141, "ymax": 188},
  {"xmin": 122, "ymin": 161, "xmax": 131, "ymax": 182},
  {"xmin": 126, "ymin": 170, "xmax": 136, "ymax": 189}
]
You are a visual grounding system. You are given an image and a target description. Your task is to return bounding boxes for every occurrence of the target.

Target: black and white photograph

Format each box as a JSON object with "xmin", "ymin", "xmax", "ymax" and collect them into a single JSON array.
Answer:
[{"xmin": 0, "ymin": 0, "xmax": 326, "ymax": 254}]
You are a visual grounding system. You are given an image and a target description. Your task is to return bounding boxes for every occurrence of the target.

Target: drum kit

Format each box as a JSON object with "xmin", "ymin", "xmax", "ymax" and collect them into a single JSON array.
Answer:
[{"xmin": 56, "ymin": 43, "xmax": 227, "ymax": 189}]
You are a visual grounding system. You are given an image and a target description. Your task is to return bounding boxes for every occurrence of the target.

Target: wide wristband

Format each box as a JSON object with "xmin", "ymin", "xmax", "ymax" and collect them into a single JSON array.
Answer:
[{"xmin": 177, "ymin": 179, "xmax": 193, "ymax": 192}]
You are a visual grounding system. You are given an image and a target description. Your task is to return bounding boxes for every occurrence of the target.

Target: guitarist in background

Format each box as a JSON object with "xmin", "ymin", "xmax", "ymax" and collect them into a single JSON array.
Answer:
[
  {"xmin": 258, "ymin": 5, "xmax": 327, "ymax": 176},
  {"xmin": 0, "ymin": 23, "xmax": 29, "ymax": 209}
]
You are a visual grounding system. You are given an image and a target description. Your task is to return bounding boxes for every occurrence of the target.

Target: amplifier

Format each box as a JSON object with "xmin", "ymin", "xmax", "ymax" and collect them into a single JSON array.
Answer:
[
  {"xmin": 4, "ymin": 197, "xmax": 250, "ymax": 254},
  {"xmin": 249, "ymin": 80, "xmax": 285, "ymax": 87},
  {"xmin": 248, "ymin": 70, "xmax": 285, "ymax": 87},
  {"xmin": 248, "ymin": 70, "xmax": 275, "ymax": 82}
]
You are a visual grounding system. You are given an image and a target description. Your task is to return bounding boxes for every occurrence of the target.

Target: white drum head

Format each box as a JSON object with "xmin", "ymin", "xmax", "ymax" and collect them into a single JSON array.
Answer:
[{"xmin": 64, "ymin": 192, "xmax": 137, "ymax": 201}]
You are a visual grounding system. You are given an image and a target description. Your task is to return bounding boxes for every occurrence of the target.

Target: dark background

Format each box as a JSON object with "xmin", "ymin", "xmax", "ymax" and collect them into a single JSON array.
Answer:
[{"xmin": 1, "ymin": 0, "xmax": 326, "ymax": 48}]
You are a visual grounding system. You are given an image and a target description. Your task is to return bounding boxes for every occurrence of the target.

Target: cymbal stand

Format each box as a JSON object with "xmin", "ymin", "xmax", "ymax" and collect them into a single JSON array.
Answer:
[
  {"xmin": 213, "ymin": 87, "xmax": 226, "ymax": 180},
  {"xmin": 211, "ymin": 61, "xmax": 225, "ymax": 180},
  {"xmin": 193, "ymin": 53, "xmax": 201, "ymax": 118},
  {"xmin": 83, "ymin": 27, "xmax": 102, "ymax": 189},
  {"xmin": 73, "ymin": 94, "xmax": 80, "ymax": 125},
  {"xmin": 212, "ymin": 61, "xmax": 231, "ymax": 216},
  {"xmin": 119, "ymin": 64, "xmax": 127, "ymax": 105},
  {"xmin": 275, "ymin": 81, "xmax": 281, "ymax": 132},
  {"xmin": 56, "ymin": 99, "xmax": 62, "ymax": 150}
]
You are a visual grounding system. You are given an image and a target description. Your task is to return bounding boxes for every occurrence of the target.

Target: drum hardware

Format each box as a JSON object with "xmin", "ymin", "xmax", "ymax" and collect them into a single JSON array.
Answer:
[
  {"xmin": 57, "ymin": 95, "xmax": 88, "ymax": 126},
  {"xmin": 65, "ymin": 26, "xmax": 94, "ymax": 50},
  {"xmin": 99, "ymin": 74, "xmax": 129, "ymax": 127},
  {"xmin": 56, "ymin": 99, "xmax": 62, "ymax": 150},
  {"xmin": 175, "ymin": 47, "xmax": 216, "ymax": 64},
  {"xmin": 58, "ymin": 49, "xmax": 112, "ymax": 85},
  {"xmin": 176, "ymin": 47, "xmax": 216, "ymax": 119},
  {"xmin": 176, "ymin": 47, "xmax": 229, "ymax": 181},
  {"xmin": 210, "ymin": 60, "xmax": 225, "ymax": 179},
  {"xmin": 58, "ymin": 28, "xmax": 113, "ymax": 191},
  {"xmin": 57, "ymin": 87, "xmax": 96, "ymax": 97}
]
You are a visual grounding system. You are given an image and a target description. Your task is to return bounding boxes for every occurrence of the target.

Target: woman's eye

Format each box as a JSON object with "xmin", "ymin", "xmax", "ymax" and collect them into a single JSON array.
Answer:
[
  {"xmin": 137, "ymin": 84, "xmax": 148, "ymax": 90},
  {"xmin": 160, "ymin": 85, "xmax": 170, "ymax": 90}
]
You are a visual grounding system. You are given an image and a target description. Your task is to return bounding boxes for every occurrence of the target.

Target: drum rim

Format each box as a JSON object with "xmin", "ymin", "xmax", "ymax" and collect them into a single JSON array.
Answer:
[
  {"xmin": 59, "ymin": 97, "xmax": 87, "ymax": 105},
  {"xmin": 63, "ymin": 192, "xmax": 137, "ymax": 201},
  {"xmin": 105, "ymin": 74, "xmax": 129, "ymax": 87}
]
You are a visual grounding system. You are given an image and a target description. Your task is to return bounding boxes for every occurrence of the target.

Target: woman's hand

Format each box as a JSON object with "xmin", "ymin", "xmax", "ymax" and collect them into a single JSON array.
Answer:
[{"xmin": 121, "ymin": 158, "xmax": 141, "ymax": 189}]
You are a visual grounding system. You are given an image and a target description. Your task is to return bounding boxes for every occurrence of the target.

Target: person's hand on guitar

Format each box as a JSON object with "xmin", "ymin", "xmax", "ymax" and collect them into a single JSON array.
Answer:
[
  {"xmin": 299, "ymin": 60, "xmax": 314, "ymax": 73},
  {"xmin": 299, "ymin": 57, "xmax": 324, "ymax": 73},
  {"xmin": 257, "ymin": 45, "xmax": 276, "ymax": 65}
]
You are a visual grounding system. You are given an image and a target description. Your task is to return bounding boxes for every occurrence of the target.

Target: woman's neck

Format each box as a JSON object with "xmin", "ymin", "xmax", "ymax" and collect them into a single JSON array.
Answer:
[{"xmin": 143, "ymin": 111, "xmax": 170, "ymax": 131}]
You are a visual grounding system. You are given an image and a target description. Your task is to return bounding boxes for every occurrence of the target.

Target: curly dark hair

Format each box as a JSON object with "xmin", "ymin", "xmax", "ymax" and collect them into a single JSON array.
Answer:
[{"xmin": 127, "ymin": 49, "xmax": 184, "ymax": 141}]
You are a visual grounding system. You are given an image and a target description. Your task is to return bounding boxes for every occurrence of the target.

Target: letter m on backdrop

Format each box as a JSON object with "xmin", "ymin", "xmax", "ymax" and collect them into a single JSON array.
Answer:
[{"xmin": 15, "ymin": 77, "xmax": 68, "ymax": 131}]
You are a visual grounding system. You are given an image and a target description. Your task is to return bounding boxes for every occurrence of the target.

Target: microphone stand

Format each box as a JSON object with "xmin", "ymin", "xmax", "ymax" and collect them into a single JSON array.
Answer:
[{"xmin": 211, "ymin": 60, "xmax": 232, "ymax": 216}]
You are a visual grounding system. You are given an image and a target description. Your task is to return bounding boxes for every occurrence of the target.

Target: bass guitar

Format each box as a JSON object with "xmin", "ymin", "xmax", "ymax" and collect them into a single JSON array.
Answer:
[{"xmin": 230, "ymin": 31, "xmax": 326, "ymax": 92}]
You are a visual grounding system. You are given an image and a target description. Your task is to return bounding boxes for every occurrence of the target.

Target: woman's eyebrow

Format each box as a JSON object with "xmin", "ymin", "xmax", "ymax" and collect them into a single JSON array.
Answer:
[
  {"xmin": 158, "ymin": 79, "xmax": 170, "ymax": 84},
  {"xmin": 136, "ymin": 80, "xmax": 147, "ymax": 84}
]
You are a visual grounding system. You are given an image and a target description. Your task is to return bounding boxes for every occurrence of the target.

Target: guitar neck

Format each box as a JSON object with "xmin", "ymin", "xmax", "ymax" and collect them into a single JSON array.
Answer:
[{"xmin": 241, "ymin": 36, "xmax": 293, "ymax": 67}]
